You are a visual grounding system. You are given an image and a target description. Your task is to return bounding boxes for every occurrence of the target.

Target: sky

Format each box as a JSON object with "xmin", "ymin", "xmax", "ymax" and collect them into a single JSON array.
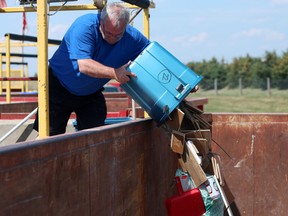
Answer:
[{"xmin": 1, "ymin": 0, "xmax": 288, "ymax": 76}]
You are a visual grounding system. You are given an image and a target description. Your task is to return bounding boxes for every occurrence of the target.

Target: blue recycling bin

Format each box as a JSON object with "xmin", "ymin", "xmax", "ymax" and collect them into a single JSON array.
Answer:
[{"xmin": 121, "ymin": 41, "xmax": 203, "ymax": 125}]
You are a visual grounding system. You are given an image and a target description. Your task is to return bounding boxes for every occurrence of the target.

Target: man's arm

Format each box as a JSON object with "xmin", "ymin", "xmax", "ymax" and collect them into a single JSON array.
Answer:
[{"xmin": 77, "ymin": 59, "xmax": 136, "ymax": 84}]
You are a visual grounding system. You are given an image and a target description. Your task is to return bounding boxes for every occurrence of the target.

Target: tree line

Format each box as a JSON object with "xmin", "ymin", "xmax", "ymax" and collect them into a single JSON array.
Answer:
[{"xmin": 187, "ymin": 50, "xmax": 288, "ymax": 90}]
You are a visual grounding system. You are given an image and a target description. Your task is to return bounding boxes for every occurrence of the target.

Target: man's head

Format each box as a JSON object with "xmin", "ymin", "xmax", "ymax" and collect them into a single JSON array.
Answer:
[{"xmin": 100, "ymin": 3, "xmax": 130, "ymax": 44}]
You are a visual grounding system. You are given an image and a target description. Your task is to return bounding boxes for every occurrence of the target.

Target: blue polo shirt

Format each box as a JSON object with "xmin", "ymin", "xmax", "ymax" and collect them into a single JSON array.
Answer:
[{"xmin": 49, "ymin": 13, "xmax": 150, "ymax": 96}]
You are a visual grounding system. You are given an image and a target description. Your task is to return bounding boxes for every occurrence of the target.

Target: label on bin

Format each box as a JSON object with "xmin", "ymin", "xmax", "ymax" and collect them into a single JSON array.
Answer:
[{"xmin": 205, "ymin": 175, "xmax": 220, "ymax": 200}]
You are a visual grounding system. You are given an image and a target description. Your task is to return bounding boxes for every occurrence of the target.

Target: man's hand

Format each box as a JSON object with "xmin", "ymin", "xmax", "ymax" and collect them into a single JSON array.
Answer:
[
  {"xmin": 191, "ymin": 85, "xmax": 199, "ymax": 93},
  {"xmin": 114, "ymin": 61, "xmax": 137, "ymax": 84}
]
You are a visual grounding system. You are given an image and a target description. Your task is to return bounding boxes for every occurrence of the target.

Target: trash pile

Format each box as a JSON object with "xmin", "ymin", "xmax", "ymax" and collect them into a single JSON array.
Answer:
[
  {"xmin": 116, "ymin": 40, "xmax": 233, "ymax": 215},
  {"xmin": 163, "ymin": 100, "xmax": 233, "ymax": 216}
]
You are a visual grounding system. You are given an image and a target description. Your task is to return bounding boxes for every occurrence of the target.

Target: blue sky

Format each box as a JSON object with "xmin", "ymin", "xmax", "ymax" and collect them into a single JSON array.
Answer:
[{"xmin": 1, "ymin": 0, "xmax": 288, "ymax": 75}]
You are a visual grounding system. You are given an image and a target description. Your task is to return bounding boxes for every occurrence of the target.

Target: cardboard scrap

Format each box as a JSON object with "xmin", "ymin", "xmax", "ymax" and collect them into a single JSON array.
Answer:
[
  {"xmin": 178, "ymin": 154, "xmax": 207, "ymax": 187},
  {"xmin": 211, "ymin": 155, "xmax": 224, "ymax": 186},
  {"xmin": 164, "ymin": 101, "xmax": 235, "ymax": 214},
  {"xmin": 177, "ymin": 156, "xmax": 187, "ymax": 172},
  {"xmin": 165, "ymin": 108, "xmax": 185, "ymax": 131},
  {"xmin": 170, "ymin": 130, "xmax": 185, "ymax": 154},
  {"xmin": 186, "ymin": 140, "xmax": 201, "ymax": 165}
]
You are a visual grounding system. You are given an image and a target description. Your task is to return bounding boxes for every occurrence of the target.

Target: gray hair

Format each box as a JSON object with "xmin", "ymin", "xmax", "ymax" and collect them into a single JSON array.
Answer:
[{"xmin": 100, "ymin": 2, "xmax": 130, "ymax": 29}]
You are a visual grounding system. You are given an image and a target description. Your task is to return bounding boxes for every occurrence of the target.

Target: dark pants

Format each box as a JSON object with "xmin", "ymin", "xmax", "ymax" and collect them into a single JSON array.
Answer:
[{"xmin": 33, "ymin": 68, "xmax": 107, "ymax": 136}]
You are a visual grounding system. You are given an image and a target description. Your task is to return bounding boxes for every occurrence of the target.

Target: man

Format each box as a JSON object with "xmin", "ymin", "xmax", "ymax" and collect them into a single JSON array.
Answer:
[{"xmin": 33, "ymin": 2, "xmax": 150, "ymax": 136}]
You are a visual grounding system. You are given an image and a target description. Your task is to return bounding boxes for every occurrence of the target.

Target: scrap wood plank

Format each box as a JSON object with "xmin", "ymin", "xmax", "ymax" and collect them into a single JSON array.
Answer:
[
  {"xmin": 180, "ymin": 101, "xmax": 211, "ymax": 129},
  {"xmin": 180, "ymin": 155, "xmax": 207, "ymax": 187},
  {"xmin": 186, "ymin": 138, "xmax": 209, "ymax": 156},
  {"xmin": 178, "ymin": 142, "xmax": 207, "ymax": 188},
  {"xmin": 170, "ymin": 130, "xmax": 185, "ymax": 154},
  {"xmin": 182, "ymin": 100, "xmax": 203, "ymax": 115},
  {"xmin": 165, "ymin": 108, "xmax": 185, "ymax": 131},
  {"xmin": 183, "ymin": 129, "xmax": 212, "ymax": 150}
]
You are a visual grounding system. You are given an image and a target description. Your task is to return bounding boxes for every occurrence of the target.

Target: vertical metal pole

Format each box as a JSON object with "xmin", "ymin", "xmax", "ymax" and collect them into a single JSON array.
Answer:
[
  {"xmin": 142, "ymin": 8, "xmax": 150, "ymax": 119},
  {"xmin": 25, "ymin": 64, "xmax": 29, "ymax": 92},
  {"xmin": 37, "ymin": 1, "xmax": 50, "ymax": 138},
  {"xmin": 21, "ymin": 40, "xmax": 25, "ymax": 93},
  {"xmin": 0, "ymin": 54, "xmax": 2, "ymax": 95},
  {"xmin": 267, "ymin": 77, "xmax": 271, "ymax": 97},
  {"xmin": 214, "ymin": 175, "xmax": 234, "ymax": 216},
  {"xmin": 214, "ymin": 78, "xmax": 218, "ymax": 95},
  {"xmin": 5, "ymin": 34, "xmax": 11, "ymax": 103},
  {"xmin": 143, "ymin": 8, "xmax": 150, "ymax": 39},
  {"xmin": 239, "ymin": 78, "xmax": 242, "ymax": 96},
  {"xmin": 20, "ymin": 65, "xmax": 24, "ymax": 92}
]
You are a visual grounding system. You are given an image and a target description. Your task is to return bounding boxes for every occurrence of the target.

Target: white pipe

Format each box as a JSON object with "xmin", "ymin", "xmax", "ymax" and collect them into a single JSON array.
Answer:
[
  {"xmin": 0, "ymin": 107, "xmax": 38, "ymax": 144},
  {"xmin": 132, "ymin": 99, "xmax": 136, "ymax": 119},
  {"xmin": 214, "ymin": 175, "xmax": 234, "ymax": 216}
]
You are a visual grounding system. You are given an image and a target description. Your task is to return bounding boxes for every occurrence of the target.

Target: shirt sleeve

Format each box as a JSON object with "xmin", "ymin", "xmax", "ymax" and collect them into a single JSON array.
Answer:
[{"xmin": 66, "ymin": 21, "xmax": 98, "ymax": 60}]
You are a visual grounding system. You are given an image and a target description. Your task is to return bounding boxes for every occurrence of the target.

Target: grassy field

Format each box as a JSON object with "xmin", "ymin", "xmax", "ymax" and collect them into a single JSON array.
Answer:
[
  {"xmin": 29, "ymin": 81, "xmax": 287, "ymax": 113},
  {"xmin": 189, "ymin": 88, "xmax": 288, "ymax": 113}
]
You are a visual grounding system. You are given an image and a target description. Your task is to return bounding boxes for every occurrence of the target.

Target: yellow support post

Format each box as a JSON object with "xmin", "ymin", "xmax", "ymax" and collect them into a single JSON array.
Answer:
[
  {"xmin": 25, "ymin": 64, "xmax": 29, "ymax": 92},
  {"xmin": 143, "ymin": 8, "xmax": 150, "ymax": 40},
  {"xmin": 0, "ymin": 53, "xmax": 2, "ymax": 95},
  {"xmin": 143, "ymin": 8, "xmax": 150, "ymax": 118},
  {"xmin": 0, "ymin": 2, "xmax": 155, "ymax": 135},
  {"xmin": 37, "ymin": 1, "xmax": 50, "ymax": 138},
  {"xmin": 20, "ymin": 66, "xmax": 24, "ymax": 92},
  {"xmin": 5, "ymin": 34, "xmax": 11, "ymax": 103}
]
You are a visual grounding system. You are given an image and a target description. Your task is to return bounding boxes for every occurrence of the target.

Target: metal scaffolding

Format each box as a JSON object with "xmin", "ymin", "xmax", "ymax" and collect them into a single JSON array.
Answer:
[{"xmin": 0, "ymin": 1, "xmax": 154, "ymax": 138}]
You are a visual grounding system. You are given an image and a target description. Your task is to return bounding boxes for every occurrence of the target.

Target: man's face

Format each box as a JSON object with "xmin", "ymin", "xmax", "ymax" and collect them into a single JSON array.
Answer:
[{"xmin": 100, "ymin": 20, "xmax": 126, "ymax": 45}]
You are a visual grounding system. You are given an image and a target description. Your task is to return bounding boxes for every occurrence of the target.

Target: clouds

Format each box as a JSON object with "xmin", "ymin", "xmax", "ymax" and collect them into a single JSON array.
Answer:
[
  {"xmin": 173, "ymin": 32, "xmax": 208, "ymax": 45},
  {"xmin": 234, "ymin": 28, "xmax": 285, "ymax": 41},
  {"xmin": 271, "ymin": 0, "xmax": 288, "ymax": 4},
  {"xmin": 188, "ymin": 32, "xmax": 208, "ymax": 43},
  {"xmin": 48, "ymin": 23, "xmax": 69, "ymax": 39},
  {"xmin": 1, "ymin": 0, "xmax": 288, "ymax": 69}
]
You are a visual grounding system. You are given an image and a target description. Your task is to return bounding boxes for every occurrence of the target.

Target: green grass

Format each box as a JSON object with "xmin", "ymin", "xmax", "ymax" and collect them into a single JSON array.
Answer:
[
  {"xmin": 29, "ymin": 81, "xmax": 288, "ymax": 113},
  {"xmin": 188, "ymin": 88, "xmax": 288, "ymax": 113}
]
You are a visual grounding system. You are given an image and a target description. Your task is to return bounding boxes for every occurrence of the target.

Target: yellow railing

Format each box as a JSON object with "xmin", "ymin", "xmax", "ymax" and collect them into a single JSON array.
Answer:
[{"xmin": 0, "ymin": 2, "xmax": 154, "ymax": 138}]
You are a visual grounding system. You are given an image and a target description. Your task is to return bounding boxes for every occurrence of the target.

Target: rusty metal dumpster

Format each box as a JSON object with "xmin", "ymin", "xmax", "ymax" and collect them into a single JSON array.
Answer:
[{"xmin": 1, "ymin": 113, "xmax": 288, "ymax": 215}]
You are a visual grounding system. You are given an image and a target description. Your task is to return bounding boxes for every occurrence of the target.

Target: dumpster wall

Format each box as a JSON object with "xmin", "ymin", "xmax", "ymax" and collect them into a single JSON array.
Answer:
[
  {"xmin": 211, "ymin": 113, "xmax": 288, "ymax": 216},
  {"xmin": 0, "ymin": 119, "xmax": 177, "ymax": 216},
  {"xmin": 1, "ymin": 113, "xmax": 287, "ymax": 215}
]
